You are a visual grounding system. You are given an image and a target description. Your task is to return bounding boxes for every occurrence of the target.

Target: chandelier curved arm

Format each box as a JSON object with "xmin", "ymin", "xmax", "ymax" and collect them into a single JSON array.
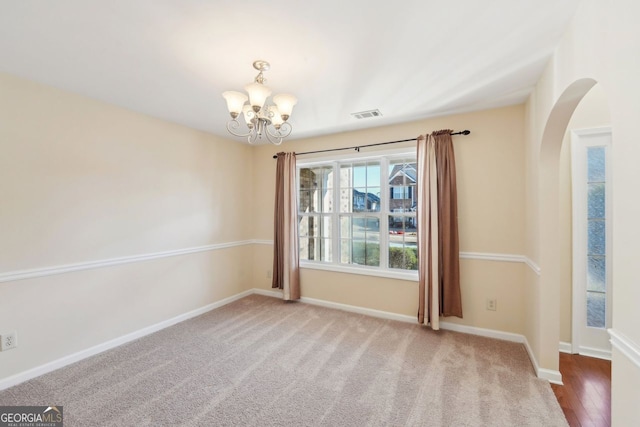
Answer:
[
  {"xmin": 264, "ymin": 122, "xmax": 292, "ymax": 146},
  {"xmin": 247, "ymin": 131, "xmax": 260, "ymax": 144},
  {"xmin": 226, "ymin": 119, "xmax": 253, "ymax": 138}
]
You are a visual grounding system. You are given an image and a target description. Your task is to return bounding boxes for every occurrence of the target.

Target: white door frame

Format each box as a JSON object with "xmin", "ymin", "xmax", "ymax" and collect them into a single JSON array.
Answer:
[{"xmin": 571, "ymin": 126, "xmax": 612, "ymax": 360}]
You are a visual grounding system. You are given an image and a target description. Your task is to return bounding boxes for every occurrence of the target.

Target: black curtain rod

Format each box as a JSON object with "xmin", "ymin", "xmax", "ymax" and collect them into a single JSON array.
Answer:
[{"xmin": 272, "ymin": 130, "xmax": 471, "ymax": 158}]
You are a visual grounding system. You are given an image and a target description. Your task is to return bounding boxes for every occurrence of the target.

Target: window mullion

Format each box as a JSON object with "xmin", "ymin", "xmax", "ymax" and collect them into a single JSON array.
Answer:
[
  {"xmin": 380, "ymin": 157, "xmax": 389, "ymax": 269},
  {"xmin": 332, "ymin": 161, "xmax": 340, "ymax": 265}
]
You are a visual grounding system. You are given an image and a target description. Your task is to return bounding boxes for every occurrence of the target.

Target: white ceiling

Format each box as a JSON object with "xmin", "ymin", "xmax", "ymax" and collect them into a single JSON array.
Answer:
[{"xmin": 0, "ymin": 1, "xmax": 581, "ymax": 142}]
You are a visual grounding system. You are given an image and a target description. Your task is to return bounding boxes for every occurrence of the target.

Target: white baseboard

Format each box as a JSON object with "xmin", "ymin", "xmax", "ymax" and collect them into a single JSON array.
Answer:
[
  {"xmin": 559, "ymin": 341, "xmax": 573, "ymax": 354},
  {"xmin": 559, "ymin": 340, "xmax": 613, "ymax": 360},
  {"xmin": 0, "ymin": 289, "xmax": 254, "ymax": 391},
  {"xmin": 0, "ymin": 287, "xmax": 563, "ymax": 390},
  {"xmin": 300, "ymin": 295, "xmax": 416, "ymax": 323},
  {"xmin": 439, "ymin": 321, "xmax": 525, "ymax": 344},
  {"xmin": 439, "ymin": 321, "xmax": 564, "ymax": 383},
  {"xmin": 253, "ymin": 288, "xmax": 284, "ymax": 298},
  {"xmin": 576, "ymin": 345, "xmax": 612, "ymax": 361},
  {"xmin": 537, "ymin": 368, "xmax": 564, "ymax": 385},
  {"xmin": 522, "ymin": 339, "xmax": 563, "ymax": 385}
]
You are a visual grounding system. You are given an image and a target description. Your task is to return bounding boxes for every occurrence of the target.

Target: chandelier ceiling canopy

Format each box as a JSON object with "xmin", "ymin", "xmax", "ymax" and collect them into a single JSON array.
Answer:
[{"xmin": 222, "ymin": 60, "xmax": 297, "ymax": 145}]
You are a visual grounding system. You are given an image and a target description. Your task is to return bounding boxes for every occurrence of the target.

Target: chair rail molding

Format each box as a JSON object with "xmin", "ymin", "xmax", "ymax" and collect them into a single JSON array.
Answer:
[
  {"xmin": 0, "ymin": 240, "xmax": 258, "ymax": 283},
  {"xmin": 1, "ymin": 240, "xmax": 542, "ymax": 283},
  {"xmin": 609, "ymin": 329, "xmax": 640, "ymax": 369}
]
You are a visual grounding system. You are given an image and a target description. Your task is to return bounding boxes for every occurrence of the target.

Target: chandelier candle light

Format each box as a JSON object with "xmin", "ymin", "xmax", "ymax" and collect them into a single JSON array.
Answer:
[{"xmin": 222, "ymin": 60, "xmax": 297, "ymax": 145}]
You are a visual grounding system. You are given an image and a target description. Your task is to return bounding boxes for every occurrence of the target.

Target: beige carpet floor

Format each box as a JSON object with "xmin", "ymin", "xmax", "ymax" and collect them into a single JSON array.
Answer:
[{"xmin": 0, "ymin": 294, "xmax": 568, "ymax": 426}]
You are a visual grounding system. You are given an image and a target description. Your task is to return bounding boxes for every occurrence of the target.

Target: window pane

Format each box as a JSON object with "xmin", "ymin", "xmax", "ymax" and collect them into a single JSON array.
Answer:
[
  {"xmin": 298, "ymin": 216, "xmax": 310, "ymax": 237},
  {"xmin": 352, "ymin": 217, "xmax": 366, "ymax": 240},
  {"xmin": 353, "ymin": 187, "xmax": 380, "ymax": 212},
  {"xmin": 299, "ymin": 215, "xmax": 331, "ymax": 238},
  {"xmin": 388, "ymin": 160, "xmax": 417, "ymax": 212},
  {"xmin": 319, "ymin": 238, "xmax": 332, "ymax": 262},
  {"xmin": 340, "ymin": 164, "xmax": 352, "ymax": 188},
  {"xmin": 588, "ymin": 219, "xmax": 606, "ymax": 255},
  {"xmin": 364, "ymin": 242, "xmax": 379, "ymax": 266},
  {"xmin": 340, "ymin": 239, "xmax": 351, "ymax": 263},
  {"xmin": 346, "ymin": 161, "xmax": 380, "ymax": 188},
  {"xmin": 389, "ymin": 214, "xmax": 403, "ymax": 232},
  {"xmin": 587, "ymin": 183, "xmax": 605, "ymax": 219},
  {"xmin": 351, "ymin": 241, "xmax": 380, "ymax": 267},
  {"xmin": 365, "ymin": 217, "xmax": 380, "ymax": 241},
  {"xmin": 298, "ymin": 190, "xmax": 311, "ymax": 213},
  {"xmin": 299, "ymin": 238, "xmax": 318, "ymax": 261},
  {"xmin": 388, "ymin": 215, "xmax": 418, "ymax": 270},
  {"xmin": 405, "ymin": 218, "xmax": 417, "ymax": 238},
  {"xmin": 352, "ymin": 241, "xmax": 365, "ymax": 265},
  {"xmin": 340, "ymin": 162, "xmax": 381, "ymax": 213},
  {"xmin": 320, "ymin": 216, "xmax": 332, "ymax": 238},
  {"xmin": 340, "ymin": 188, "xmax": 352, "ymax": 213},
  {"xmin": 389, "ymin": 245, "xmax": 418, "ymax": 270},
  {"xmin": 299, "ymin": 166, "xmax": 333, "ymax": 213},
  {"xmin": 353, "ymin": 187, "xmax": 367, "ymax": 212},
  {"xmin": 587, "ymin": 256, "xmax": 606, "ymax": 292},
  {"xmin": 340, "ymin": 216, "xmax": 351, "ymax": 239},
  {"xmin": 585, "ymin": 145, "xmax": 607, "ymax": 329},
  {"xmin": 342, "ymin": 216, "xmax": 380, "ymax": 241},
  {"xmin": 367, "ymin": 187, "xmax": 381, "ymax": 212},
  {"xmin": 389, "ymin": 214, "xmax": 416, "ymax": 232},
  {"xmin": 587, "ymin": 291, "xmax": 606, "ymax": 328},
  {"xmin": 353, "ymin": 163, "xmax": 367, "ymax": 187},
  {"xmin": 587, "ymin": 146, "xmax": 605, "ymax": 182},
  {"xmin": 321, "ymin": 190, "xmax": 333, "ymax": 213},
  {"xmin": 299, "ymin": 238, "xmax": 332, "ymax": 262},
  {"xmin": 340, "ymin": 216, "xmax": 380, "ymax": 267},
  {"xmin": 366, "ymin": 163, "xmax": 380, "ymax": 187}
]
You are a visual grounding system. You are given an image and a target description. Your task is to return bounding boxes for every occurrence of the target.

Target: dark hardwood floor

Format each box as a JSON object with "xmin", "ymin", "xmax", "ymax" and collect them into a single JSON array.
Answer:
[{"xmin": 551, "ymin": 353, "xmax": 611, "ymax": 427}]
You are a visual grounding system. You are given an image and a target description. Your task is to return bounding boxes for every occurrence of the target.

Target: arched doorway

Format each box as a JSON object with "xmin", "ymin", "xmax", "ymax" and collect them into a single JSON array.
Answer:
[{"xmin": 539, "ymin": 78, "xmax": 613, "ymax": 367}]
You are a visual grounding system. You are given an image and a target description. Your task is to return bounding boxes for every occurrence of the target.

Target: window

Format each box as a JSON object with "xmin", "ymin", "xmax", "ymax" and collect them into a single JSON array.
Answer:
[
  {"xmin": 298, "ymin": 166, "xmax": 333, "ymax": 262},
  {"xmin": 571, "ymin": 127, "xmax": 612, "ymax": 354},
  {"xmin": 586, "ymin": 146, "xmax": 607, "ymax": 327},
  {"xmin": 387, "ymin": 160, "xmax": 418, "ymax": 270},
  {"xmin": 298, "ymin": 151, "xmax": 418, "ymax": 276}
]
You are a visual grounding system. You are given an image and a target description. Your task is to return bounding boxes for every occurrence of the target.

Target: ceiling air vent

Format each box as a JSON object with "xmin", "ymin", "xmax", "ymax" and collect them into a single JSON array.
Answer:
[{"xmin": 351, "ymin": 109, "xmax": 383, "ymax": 119}]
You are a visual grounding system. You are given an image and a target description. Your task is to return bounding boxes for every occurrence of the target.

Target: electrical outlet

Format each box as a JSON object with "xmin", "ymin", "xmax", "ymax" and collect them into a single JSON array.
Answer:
[
  {"xmin": 486, "ymin": 298, "xmax": 497, "ymax": 311},
  {"xmin": 0, "ymin": 331, "xmax": 17, "ymax": 351},
  {"xmin": 267, "ymin": 269, "xmax": 272, "ymax": 279}
]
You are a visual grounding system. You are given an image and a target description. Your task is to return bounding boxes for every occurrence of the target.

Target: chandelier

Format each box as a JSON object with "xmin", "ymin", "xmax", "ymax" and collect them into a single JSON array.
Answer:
[{"xmin": 222, "ymin": 60, "xmax": 297, "ymax": 145}]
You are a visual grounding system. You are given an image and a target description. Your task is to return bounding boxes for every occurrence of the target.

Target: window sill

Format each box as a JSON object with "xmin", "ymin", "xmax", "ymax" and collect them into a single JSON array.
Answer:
[{"xmin": 299, "ymin": 261, "xmax": 418, "ymax": 282}]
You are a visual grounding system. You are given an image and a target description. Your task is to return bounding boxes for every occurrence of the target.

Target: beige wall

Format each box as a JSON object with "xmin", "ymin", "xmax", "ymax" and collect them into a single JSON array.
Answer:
[
  {"xmin": 524, "ymin": 0, "xmax": 640, "ymax": 422},
  {"xmin": 0, "ymin": 73, "xmax": 254, "ymax": 380},
  {"xmin": 252, "ymin": 105, "xmax": 527, "ymax": 335}
]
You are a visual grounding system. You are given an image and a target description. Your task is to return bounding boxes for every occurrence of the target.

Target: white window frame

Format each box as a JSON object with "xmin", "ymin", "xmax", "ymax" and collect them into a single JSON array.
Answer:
[
  {"xmin": 297, "ymin": 148, "xmax": 418, "ymax": 282},
  {"xmin": 570, "ymin": 126, "xmax": 613, "ymax": 356}
]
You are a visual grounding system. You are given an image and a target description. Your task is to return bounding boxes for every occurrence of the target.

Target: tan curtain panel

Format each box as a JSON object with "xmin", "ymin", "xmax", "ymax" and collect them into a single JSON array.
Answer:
[
  {"xmin": 272, "ymin": 152, "xmax": 301, "ymax": 300},
  {"xmin": 417, "ymin": 130, "xmax": 462, "ymax": 329}
]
